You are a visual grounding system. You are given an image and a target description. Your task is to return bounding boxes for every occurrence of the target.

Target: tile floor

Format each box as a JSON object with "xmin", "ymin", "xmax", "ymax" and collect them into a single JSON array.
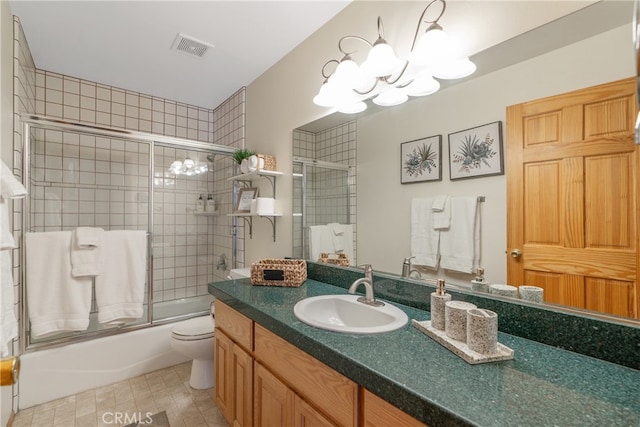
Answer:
[{"xmin": 11, "ymin": 362, "xmax": 228, "ymax": 427}]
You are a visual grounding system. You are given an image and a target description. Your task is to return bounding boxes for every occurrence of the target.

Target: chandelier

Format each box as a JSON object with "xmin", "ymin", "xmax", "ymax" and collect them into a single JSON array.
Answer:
[{"xmin": 313, "ymin": 0, "xmax": 476, "ymax": 114}]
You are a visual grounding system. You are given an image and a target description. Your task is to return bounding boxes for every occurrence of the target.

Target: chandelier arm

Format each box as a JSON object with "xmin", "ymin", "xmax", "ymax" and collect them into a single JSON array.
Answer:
[
  {"xmin": 321, "ymin": 59, "xmax": 340, "ymax": 79},
  {"xmin": 353, "ymin": 79, "xmax": 380, "ymax": 96},
  {"xmin": 410, "ymin": 0, "xmax": 447, "ymax": 51},
  {"xmin": 382, "ymin": 60, "xmax": 410, "ymax": 86},
  {"xmin": 338, "ymin": 35, "xmax": 374, "ymax": 56}
]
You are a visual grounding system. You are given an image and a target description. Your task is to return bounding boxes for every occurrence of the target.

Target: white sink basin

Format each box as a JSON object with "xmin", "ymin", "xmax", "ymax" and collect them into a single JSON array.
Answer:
[{"xmin": 293, "ymin": 295, "xmax": 409, "ymax": 334}]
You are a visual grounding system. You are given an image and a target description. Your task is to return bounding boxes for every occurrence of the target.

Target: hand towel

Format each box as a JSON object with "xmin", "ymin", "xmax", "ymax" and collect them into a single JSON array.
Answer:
[
  {"xmin": 1, "ymin": 251, "xmax": 17, "ymax": 357},
  {"xmin": 71, "ymin": 227, "xmax": 104, "ymax": 277},
  {"xmin": 432, "ymin": 195, "xmax": 448, "ymax": 211},
  {"xmin": 432, "ymin": 195, "xmax": 451, "ymax": 230},
  {"xmin": 95, "ymin": 230, "xmax": 147, "ymax": 325},
  {"xmin": 25, "ymin": 232, "xmax": 92, "ymax": 337},
  {"xmin": 440, "ymin": 197, "xmax": 480, "ymax": 273},
  {"xmin": 0, "ymin": 161, "xmax": 27, "ymax": 200},
  {"xmin": 0, "ymin": 198, "xmax": 15, "ymax": 250},
  {"xmin": 327, "ymin": 223, "xmax": 345, "ymax": 252},
  {"xmin": 411, "ymin": 198, "xmax": 440, "ymax": 269},
  {"xmin": 308, "ymin": 225, "xmax": 334, "ymax": 262}
]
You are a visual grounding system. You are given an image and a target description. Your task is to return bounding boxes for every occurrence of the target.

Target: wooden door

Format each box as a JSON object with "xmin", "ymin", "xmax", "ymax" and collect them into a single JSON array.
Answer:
[
  {"xmin": 215, "ymin": 330, "xmax": 234, "ymax": 423},
  {"xmin": 253, "ymin": 362, "xmax": 294, "ymax": 427},
  {"xmin": 232, "ymin": 344, "xmax": 253, "ymax": 427},
  {"xmin": 507, "ymin": 77, "xmax": 639, "ymax": 319}
]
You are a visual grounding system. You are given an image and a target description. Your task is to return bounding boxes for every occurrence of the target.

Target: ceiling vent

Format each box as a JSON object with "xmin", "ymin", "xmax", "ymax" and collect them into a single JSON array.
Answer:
[{"xmin": 171, "ymin": 33, "xmax": 213, "ymax": 58}]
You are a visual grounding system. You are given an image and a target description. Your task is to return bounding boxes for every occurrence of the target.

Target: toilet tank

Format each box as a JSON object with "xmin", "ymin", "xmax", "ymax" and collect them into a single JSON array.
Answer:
[{"xmin": 228, "ymin": 268, "xmax": 251, "ymax": 279}]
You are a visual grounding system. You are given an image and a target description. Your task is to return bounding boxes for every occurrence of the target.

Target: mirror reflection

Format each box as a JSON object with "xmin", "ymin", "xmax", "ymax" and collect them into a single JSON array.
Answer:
[{"xmin": 293, "ymin": 1, "xmax": 639, "ymax": 322}]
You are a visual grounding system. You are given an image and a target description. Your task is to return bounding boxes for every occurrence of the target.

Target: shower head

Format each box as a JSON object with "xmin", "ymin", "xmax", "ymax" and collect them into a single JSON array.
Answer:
[{"xmin": 206, "ymin": 153, "xmax": 216, "ymax": 162}]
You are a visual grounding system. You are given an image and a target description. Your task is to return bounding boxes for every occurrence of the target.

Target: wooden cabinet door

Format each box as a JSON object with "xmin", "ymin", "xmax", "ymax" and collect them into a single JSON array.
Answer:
[
  {"xmin": 293, "ymin": 395, "xmax": 337, "ymax": 427},
  {"xmin": 507, "ymin": 77, "xmax": 639, "ymax": 318},
  {"xmin": 232, "ymin": 343, "xmax": 253, "ymax": 427},
  {"xmin": 253, "ymin": 362, "xmax": 294, "ymax": 427},
  {"xmin": 362, "ymin": 389, "xmax": 426, "ymax": 427},
  {"xmin": 215, "ymin": 329, "xmax": 234, "ymax": 424}
]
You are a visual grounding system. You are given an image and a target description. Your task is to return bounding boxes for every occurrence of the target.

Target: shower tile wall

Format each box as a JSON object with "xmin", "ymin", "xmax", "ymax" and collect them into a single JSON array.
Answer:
[
  {"xmin": 11, "ymin": 15, "xmax": 36, "ymax": 413},
  {"xmin": 24, "ymin": 58, "xmax": 245, "ymax": 302},
  {"xmin": 292, "ymin": 121, "xmax": 357, "ymax": 262}
]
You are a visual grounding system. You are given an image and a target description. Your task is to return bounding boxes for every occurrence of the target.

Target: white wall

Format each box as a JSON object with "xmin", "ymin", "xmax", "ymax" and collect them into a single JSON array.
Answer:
[{"xmin": 245, "ymin": 1, "xmax": 633, "ymax": 286}]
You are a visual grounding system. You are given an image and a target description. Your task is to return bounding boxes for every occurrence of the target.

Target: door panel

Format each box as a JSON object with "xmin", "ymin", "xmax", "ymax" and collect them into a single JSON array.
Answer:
[{"xmin": 507, "ymin": 78, "xmax": 639, "ymax": 319}]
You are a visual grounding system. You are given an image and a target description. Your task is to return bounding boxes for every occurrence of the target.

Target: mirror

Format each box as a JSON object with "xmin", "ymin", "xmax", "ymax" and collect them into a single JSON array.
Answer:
[{"xmin": 293, "ymin": 1, "xmax": 639, "ymax": 322}]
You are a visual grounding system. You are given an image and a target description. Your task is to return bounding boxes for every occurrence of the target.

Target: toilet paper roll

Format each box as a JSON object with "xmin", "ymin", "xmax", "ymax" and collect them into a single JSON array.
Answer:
[
  {"xmin": 519, "ymin": 285, "xmax": 544, "ymax": 303},
  {"xmin": 467, "ymin": 308, "xmax": 498, "ymax": 354},
  {"xmin": 490, "ymin": 284, "xmax": 518, "ymax": 298},
  {"xmin": 445, "ymin": 301, "xmax": 477, "ymax": 342},
  {"xmin": 254, "ymin": 197, "xmax": 275, "ymax": 215},
  {"xmin": 430, "ymin": 292, "xmax": 451, "ymax": 331}
]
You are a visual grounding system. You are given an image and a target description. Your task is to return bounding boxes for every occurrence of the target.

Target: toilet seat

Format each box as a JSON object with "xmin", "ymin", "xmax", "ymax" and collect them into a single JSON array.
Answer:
[{"xmin": 172, "ymin": 316, "xmax": 215, "ymax": 341}]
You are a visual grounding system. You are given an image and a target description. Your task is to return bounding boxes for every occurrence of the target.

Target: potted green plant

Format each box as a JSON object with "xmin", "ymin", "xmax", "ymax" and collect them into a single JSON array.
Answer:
[{"xmin": 232, "ymin": 148, "xmax": 256, "ymax": 165}]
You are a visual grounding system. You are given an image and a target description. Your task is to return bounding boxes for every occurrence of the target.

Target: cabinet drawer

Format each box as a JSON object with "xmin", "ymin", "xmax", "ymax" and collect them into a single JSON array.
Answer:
[
  {"xmin": 215, "ymin": 300, "xmax": 253, "ymax": 352},
  {"xmin": 254, "ymin": 324, "xmax": 357, "ymax": 427}
]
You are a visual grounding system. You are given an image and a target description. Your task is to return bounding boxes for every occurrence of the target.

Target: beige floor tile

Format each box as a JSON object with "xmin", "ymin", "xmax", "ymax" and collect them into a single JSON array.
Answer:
[{"xmin": 14, "ymin": 363, "xmax": 222, "ymax": 427}]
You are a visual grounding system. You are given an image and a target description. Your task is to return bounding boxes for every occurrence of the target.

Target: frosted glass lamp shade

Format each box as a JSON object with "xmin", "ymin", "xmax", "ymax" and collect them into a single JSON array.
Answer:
[
  {"xmin": 432, "ymin": 57, "xmax": 476, "ymax": 79},
  {"xmin": 361, "ymin": 41, "xmax": 403, "ymax": 77},
  {"xmin": 373, "ymin": 87, "xmax": 408, "ymax": 107},
  {"xmin": 338, "ymin": 101, "xmax": 367, "ymax": 114},
  {"xmin": 406, "ymin": 75, "xmax": 440, "ymax": 97}
]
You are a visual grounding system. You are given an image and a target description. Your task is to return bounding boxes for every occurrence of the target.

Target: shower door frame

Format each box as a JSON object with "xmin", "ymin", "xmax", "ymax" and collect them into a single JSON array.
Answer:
[
  {"xmin": 292, "ymin": 156, "xmax": 351, "ymax": 260},
  {"xmin": 20, "ymin": 114, "xmax": 237, "ymax": 352}
]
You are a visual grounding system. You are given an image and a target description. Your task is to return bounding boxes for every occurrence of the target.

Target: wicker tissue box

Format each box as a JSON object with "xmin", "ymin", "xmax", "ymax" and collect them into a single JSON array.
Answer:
[{"xmin": 250, "ymin": 259, "xmax": 307, "ymax": 287}]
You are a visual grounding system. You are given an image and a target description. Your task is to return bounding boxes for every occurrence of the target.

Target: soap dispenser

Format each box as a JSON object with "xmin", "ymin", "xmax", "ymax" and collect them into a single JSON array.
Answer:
[
  {"xmin": 195, "ymin": 194, "xmax": 205, "ymax": 212},
  {"xmin": 430, "ymin": 279, "xmax": 451, "ymax": 331},
  {"xmin": 205, "ymin": 194, "xmax": 215, "ymax": 212},
  {"xmin": 471, "ymin": 267, "xmax": 489, "ymax": 293}
]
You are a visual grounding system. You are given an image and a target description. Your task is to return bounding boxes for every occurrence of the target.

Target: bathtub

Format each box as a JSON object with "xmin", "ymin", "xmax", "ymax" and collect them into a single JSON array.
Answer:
[{"xmin": 19, "ymin": 295, "xmax": 214, "ymax": 409}]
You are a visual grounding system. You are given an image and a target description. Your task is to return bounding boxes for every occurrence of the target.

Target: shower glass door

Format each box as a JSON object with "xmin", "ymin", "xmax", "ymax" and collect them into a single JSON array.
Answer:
[{"xmin": 292, "ymin": 158, "xmax": 351, "ymax": 261}]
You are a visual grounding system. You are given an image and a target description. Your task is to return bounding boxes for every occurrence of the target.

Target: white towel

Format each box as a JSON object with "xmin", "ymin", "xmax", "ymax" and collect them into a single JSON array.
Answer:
[
  {"xmin": 95, "ymin": 230, "xmax": 147, "ymax": 325},
  {"xmin": 327, "ymin": 223, "xmax": 345, "ymax": 251},
  {"xmin": 432, "ymin": 195, "xmax": 451, "ymax": 230},
  {"xmin": 411, "ymin": 198, "xmax": 440, "ymax": 269},
  {"xmin": 1, "ymin": 251, "xmax": 17, "ymax": 357},
  {"xmin": 432, "ymin": 195, "xmax": 448, "ymax": 211},
  {"xmin": 0, "ymin": 198, "xmax": 15, "ymax": 250},
  {"xmin": 71, "ymin": 227, "xmax": 104, "ymax": 277},
  {"xmin": 0, "ymin": 161, "xmax": 27, "ymax": 200},
  {"xmin": 440, "ymin": 197, "xmax": 480, "ymax": 274},
  {"xmin": 308, "ymin": 225, "xmax": 334, "ymax": 262},
  {"xmin": 25, "ymin": 232, "xmax": 92, "ymax": 337}
]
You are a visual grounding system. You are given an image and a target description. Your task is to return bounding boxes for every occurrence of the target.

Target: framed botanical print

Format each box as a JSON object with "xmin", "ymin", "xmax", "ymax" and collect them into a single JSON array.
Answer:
[
  {"xmin": 448, "ymin": 121, "xmax": 504, "ymax": 180},
  {"xmin": 400, "ymin": 135, "xmax": 442, "ymax": 184}
]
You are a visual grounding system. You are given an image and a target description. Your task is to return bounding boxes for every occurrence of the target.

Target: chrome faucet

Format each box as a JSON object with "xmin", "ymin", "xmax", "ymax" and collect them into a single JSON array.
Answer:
[
  {"xmin": 401, "ymin": 256, "xmax": 422, "ymax": 279},
  {"xmin": 348, "ymin": 265, "xmax": 384, "ymax": 307}
]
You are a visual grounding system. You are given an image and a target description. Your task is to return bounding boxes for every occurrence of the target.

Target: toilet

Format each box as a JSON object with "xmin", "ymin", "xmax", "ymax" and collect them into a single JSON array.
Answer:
[{"xmin": 170, "ymin": 308, "xmax": 215, "ymax": 389}]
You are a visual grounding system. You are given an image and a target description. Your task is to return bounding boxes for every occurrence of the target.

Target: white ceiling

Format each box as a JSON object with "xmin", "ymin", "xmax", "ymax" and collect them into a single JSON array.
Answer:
[{"xmin": 8, "ymin": 0, "xmax": 351, "ymax": 109}]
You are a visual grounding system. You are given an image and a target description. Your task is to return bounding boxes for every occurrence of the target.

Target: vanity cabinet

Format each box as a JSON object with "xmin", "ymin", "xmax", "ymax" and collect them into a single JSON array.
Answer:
[
  {"xmin": 214, "ymin": 299, "xmax": 418, "ymax": 427},
  {"xmin": 214, "ymin": 303, "xmax": 253, "ymax": 427}
]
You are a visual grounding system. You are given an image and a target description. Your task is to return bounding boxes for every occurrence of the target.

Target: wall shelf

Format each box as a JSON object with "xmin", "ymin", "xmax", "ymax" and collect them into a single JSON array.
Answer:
[{"xmin": 228, "ymin": 169, "xmax": 284, "ymax": 242}]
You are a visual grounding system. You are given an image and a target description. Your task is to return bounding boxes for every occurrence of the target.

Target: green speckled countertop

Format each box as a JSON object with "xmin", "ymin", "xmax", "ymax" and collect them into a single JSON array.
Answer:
[{"xmin": 209, "ymin": 279, "xmax": 640, "ymax": 427}]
